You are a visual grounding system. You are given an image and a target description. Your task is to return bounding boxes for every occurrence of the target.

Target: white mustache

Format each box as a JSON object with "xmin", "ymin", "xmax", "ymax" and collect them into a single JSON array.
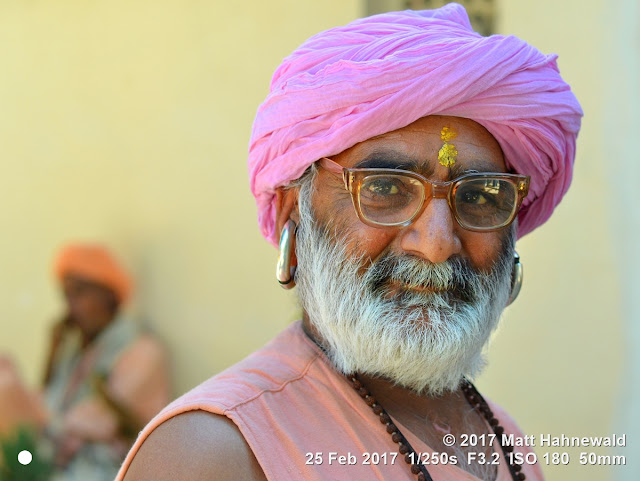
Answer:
[{"xmin": 364, "ymin": 254, "xmax": 477, "ymax": 302}]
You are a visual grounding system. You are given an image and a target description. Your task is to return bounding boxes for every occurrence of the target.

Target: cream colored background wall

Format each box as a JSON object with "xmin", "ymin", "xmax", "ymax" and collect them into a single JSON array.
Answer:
[
  {"xmin": 478, "ymin": 1, "xmax": 636, "ymax": 480},
  {"xmin": 0, "ymin": 0, "xmax": 359, "ymax": 391},
  {"xmin": 0, "ymin": 1, "xmax": 635, "ymax": 481},
  {"xmin": 601, "ymin": 1, "xmax": 639, "ymax": 481}
]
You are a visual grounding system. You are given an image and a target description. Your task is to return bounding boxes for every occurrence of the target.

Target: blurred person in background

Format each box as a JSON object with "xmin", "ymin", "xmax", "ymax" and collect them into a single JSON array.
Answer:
[{"xmin": 0, "ymin": 244, "xmax": 171, "ymax": 481}]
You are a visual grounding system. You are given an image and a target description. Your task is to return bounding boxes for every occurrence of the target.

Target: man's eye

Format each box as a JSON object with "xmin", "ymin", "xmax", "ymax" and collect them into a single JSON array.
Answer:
[
  {"xmin": 461, "ymin": 190, "xmax": 488, "ymax": 205},
  {"xmin": 364, "ymin": 179, "xmax": 401, "ymax": 196}
]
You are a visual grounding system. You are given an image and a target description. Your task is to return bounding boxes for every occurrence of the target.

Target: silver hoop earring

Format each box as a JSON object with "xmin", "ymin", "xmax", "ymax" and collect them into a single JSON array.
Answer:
[
  {"xmin": 506, "ymin": 251, "xmax": 523, "ymax": 306},
  {"xmin": 276, "ymin": 219, "xmax": 297, "ymax": 289}
]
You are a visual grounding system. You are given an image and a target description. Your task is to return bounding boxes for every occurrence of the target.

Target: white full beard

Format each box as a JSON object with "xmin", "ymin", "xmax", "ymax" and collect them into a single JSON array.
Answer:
[{"xmin": 294, "ymin": 175, "xmax": 515, "ymax": 396}]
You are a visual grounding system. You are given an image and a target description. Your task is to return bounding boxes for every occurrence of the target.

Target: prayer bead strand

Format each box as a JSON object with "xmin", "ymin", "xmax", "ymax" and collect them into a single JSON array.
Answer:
[{"xmin": 348, "ymin": 375, "xmax": 525, "ymax": 481}]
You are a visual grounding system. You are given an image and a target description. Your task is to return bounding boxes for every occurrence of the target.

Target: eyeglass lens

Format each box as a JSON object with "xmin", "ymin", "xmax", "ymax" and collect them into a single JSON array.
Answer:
[
  {"xmin": 358, "ymin": 174, "xmax": 518, "ymax": 228},
  {"xmin": 453, "ymin": 178, "xmax": 517, "ymax": 228}
]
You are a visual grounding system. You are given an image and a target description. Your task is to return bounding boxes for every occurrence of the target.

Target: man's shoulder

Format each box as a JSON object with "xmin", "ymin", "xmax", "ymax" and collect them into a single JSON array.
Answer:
[
  {"xmin": 116, "ymin": 322, "xmax": 325, "ymax": 481},
  {"xmin": 122, "ymin": 410, "xmax": 267, "ymax": 481},
  {"xmin": 175, "ymin": 321, "xmax": 321, "ymax": 411},
  {"xmin": 117, "ymin": 323, "xmax": 335, "ymax": 481}
]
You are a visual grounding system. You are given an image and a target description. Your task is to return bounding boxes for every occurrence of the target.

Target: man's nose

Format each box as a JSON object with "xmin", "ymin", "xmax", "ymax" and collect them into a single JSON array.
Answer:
[{"xmin": 398, "ymin": 198, "xmax": 462, "ymax": 264}]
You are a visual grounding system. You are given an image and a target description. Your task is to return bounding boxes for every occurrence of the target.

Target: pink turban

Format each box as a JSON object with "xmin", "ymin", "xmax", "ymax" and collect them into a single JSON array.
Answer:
[{"xmin": 249, "ymin": 4, "xmax": 583, "ymax": 246}]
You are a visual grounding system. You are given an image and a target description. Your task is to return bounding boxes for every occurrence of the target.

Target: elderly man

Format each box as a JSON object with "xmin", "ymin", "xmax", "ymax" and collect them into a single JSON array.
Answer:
[{"xmin": 117, "ymin": 5, "xmax": 581, "ymax": 481}]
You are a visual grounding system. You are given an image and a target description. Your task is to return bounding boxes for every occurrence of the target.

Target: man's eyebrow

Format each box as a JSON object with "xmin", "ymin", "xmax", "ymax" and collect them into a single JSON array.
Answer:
[{"xmin": 354, "ymin": 152, "xmax": 433, "ymax": 174}]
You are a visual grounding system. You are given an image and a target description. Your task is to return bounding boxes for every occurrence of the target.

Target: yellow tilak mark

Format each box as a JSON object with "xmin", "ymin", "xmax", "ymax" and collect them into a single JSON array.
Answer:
[
  {"xmin": 438, "ymin": 143, "xmax": 458, "ymax": 167},
  {"xmin": 438, "ymin": 126, "xmax": 458, "ymax": 167},
  {"xmin": 440, "ymin": 126, "xmax": 458, "ymax": 142}
]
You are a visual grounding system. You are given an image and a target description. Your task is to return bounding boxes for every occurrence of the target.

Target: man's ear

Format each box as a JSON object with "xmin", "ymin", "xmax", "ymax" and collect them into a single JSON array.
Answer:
[{"xmin": 275, "ymin": 187, "xmax": 300, "ymax": 240}]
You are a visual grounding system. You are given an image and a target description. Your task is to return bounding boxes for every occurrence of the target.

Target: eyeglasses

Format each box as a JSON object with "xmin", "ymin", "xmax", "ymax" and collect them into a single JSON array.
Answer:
[{"xmin": 318, "ymin": 157, "xmax": 530, "ymax": 232}]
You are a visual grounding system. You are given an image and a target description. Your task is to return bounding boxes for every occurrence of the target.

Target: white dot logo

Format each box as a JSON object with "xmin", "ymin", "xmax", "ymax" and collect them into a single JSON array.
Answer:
[{"xmin": 18, "ymin": 450, "xmax": 32, "ymax": 465}]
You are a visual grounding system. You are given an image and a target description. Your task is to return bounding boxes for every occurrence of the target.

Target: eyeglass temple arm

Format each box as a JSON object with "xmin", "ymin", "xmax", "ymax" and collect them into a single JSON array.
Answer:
[{"xmin": 318, "ymin": 157, "xmax": 350, "ymax": 190}]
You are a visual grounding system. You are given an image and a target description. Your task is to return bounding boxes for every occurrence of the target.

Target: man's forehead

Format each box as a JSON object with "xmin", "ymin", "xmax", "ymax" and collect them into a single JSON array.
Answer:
[
  {"xmin": 367, "ymin": 115, "xmax": 493, "ymax": 139},
  {"xmin": 333, "ymin": 116, "xmax": 506, "ymax": 174}
]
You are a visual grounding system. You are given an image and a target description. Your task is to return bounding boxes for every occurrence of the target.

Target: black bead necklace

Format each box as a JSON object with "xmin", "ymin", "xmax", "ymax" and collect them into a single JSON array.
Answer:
[{"xmin": 347, "ymin": 375, "xmax": 526, "ymax": 481}]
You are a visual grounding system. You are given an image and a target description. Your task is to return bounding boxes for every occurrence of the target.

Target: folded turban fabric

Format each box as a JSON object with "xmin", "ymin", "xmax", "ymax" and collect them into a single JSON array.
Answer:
[
  {"xmin": 54, "ymin": 244, "xmax": 133, "ymax": 303},
  {"xmin": 248, "ymin": 3, "xmax": 583, "ymax": 246}
]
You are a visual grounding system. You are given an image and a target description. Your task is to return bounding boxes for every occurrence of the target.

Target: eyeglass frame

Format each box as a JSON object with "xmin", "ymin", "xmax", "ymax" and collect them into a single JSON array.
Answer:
[{"xmin": 317, "ymin": 157, "xmax": 530, "ymax": 232}]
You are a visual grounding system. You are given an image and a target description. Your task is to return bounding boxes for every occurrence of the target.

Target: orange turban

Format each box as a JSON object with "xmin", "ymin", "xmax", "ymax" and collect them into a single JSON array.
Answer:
[{"xmin": 54, "ymin": 244, "xmax": 133, "ymax": 303}]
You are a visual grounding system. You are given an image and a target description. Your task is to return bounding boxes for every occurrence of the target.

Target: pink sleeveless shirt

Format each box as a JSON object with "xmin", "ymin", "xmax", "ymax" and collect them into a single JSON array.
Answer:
[{"xmin": 115, "ymin": 321, "xmax": 544, "ymax": 480}]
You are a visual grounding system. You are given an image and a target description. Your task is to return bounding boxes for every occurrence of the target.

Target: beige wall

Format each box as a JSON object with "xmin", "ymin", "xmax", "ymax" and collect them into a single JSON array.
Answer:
[
  {"xmin": 601, "ymin": 2, "xmax": 639, "ymax": 481},
  {"xmin": 479, "ymin": 1, "xmax": 636, "ymax": 480},
  {"xmin": 0, "ymin": 1, "xmax": 635, "ymax": 481},
  {"xmin": 0, "ymin": 0, "xmax": 360, "ymax": 390}
]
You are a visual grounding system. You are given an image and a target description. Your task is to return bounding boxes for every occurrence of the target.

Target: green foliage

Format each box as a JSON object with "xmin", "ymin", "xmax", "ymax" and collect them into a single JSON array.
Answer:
[{"xmin": 0, "ymin": 426, "xmax": 53, "ymax": 481}]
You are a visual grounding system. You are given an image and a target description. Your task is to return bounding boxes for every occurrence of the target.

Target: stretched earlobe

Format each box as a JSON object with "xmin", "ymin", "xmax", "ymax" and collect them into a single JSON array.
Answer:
[
  {"xmin": 506, "ymin": 251, "xmax": 523, "ymax": 306},
  {"xmin": 276, "ymin": 219, "xmax": 297, "ymax": 289}
]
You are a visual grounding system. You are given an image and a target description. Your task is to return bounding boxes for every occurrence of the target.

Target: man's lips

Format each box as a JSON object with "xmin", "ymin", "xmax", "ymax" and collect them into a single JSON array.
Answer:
[{"xmin": 387, "ymin": 279, "xmax": 448, "ymax": 295}]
